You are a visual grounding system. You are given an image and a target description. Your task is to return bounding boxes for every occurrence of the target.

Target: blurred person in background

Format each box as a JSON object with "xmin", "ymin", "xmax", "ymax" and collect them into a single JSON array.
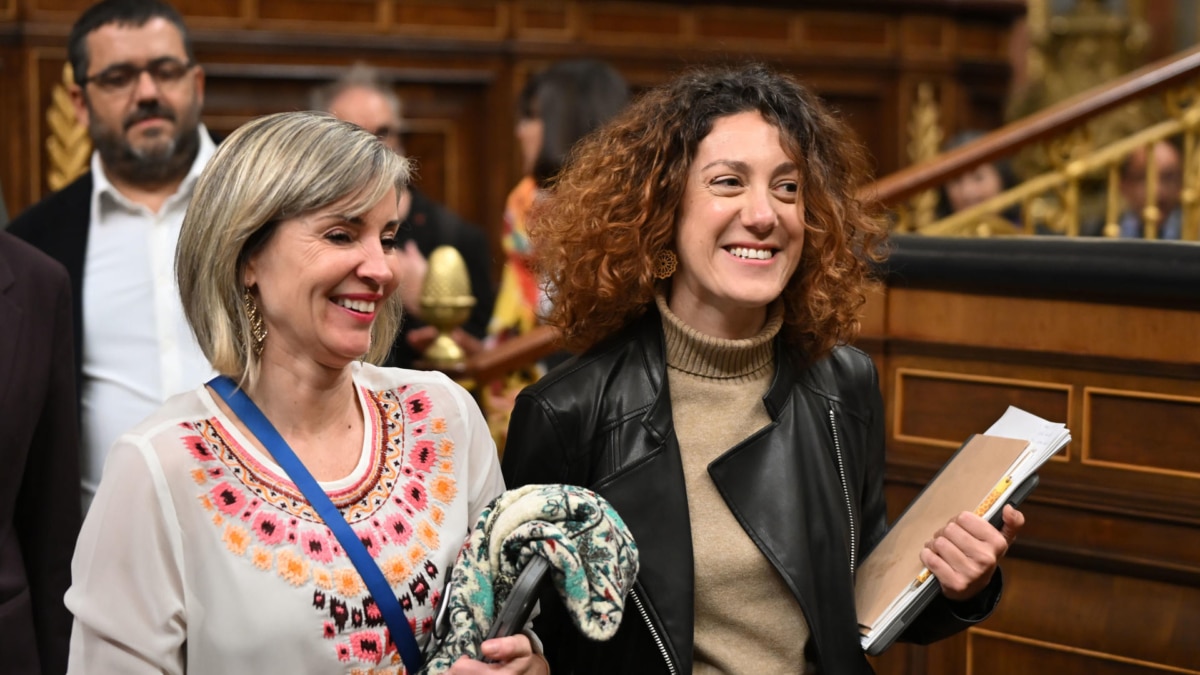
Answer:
[
  {"xmin": 485, "ymin": 59, "xmax": 629, "ymax": 447},
  {"xmin": 312, "ymin": 64, "xmax": 496, "ymax": 367},
  {"xmin": 8, "ymin": 0, "xmax": 215, "ymax": 512}
]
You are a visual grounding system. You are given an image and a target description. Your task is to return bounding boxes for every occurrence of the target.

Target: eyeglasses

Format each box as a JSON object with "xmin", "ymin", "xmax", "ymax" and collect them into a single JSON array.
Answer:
[{"xmin": 81, "ymin": 57, "xmax": 195, "ymax": 93}]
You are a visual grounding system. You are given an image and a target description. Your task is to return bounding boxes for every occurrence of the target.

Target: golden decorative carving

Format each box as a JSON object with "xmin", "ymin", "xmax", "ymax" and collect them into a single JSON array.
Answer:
[
  {"xmin": 1011, "ymin": 0, "xmax": 1151, "ymax": 196},
  {"xmin": 915, "ymin": 96, "xmax": 1200, "ymax": 241},
  {"xmin": 1165, "ymin": 85, "xmax": 1200, "ymax": 240},
  {"xmin": 419, "ymin": 245, "xmax": 476, "ymax": 369},
  {"xmin": 906, "ymin": 81, "xmax": 942, "ymax": 231},
  {"xmin": 46, "ymin": 64, "xmax": 90, "ymax": 191}
]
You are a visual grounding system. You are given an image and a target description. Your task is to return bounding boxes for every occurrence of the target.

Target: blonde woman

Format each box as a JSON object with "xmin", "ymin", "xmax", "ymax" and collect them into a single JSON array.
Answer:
[{"xmin": 66, "ymin": 112, "xmax": 546, "ymax": 675}]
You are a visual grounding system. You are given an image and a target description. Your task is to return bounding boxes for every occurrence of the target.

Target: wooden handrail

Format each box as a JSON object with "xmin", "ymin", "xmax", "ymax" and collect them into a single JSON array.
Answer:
[
  {"xmin": 863, "ymin": 43, "xmax": 1200, "ymax": 206},
  {"xmin": 462, "ymin": 325, "xmax": 561, "ymax": 385}
]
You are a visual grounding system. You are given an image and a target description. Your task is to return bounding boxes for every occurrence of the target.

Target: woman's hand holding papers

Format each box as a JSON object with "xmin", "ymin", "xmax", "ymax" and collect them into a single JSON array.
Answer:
[{"xmin": 920, "ymin": 505, "xmax": 1026, "ymax": 601}]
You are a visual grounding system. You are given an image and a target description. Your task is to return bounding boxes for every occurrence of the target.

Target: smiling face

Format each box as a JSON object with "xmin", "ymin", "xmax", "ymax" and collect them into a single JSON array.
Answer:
[
  {"xmin": 668, "ymin": 111, "xmax": 804, "ymax": 339},
  {"xmin": 243, "ymin": 188, "xmax": 403, "ymax": 370},
  {"xmin": 74, "ymin": 17, "xmax": 205, "ymax": 185}
]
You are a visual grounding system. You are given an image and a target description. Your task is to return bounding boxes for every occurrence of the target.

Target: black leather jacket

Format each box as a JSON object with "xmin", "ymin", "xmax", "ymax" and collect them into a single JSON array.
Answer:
[{"xmin": 502, "ymin": 308, "xmax": 999, "ymax": 674}]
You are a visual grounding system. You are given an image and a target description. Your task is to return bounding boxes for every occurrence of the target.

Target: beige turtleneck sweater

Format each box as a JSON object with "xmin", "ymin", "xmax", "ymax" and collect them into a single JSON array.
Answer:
[{"xmin": 656, "ymin": 295, "xmax": 811, "ymax": 674}]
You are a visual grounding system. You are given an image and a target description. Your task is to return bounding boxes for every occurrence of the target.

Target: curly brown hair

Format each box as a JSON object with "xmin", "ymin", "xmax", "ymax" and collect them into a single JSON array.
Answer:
[{"xmin": 530, "ymin": 63, "xmax": 888, "ymax": 362}]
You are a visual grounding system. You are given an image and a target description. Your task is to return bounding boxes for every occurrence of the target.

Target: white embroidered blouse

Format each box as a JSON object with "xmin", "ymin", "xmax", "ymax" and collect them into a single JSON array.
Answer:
[{"xmin": 66, "ymin": 363, "xmax": 505, "ymax": 674}]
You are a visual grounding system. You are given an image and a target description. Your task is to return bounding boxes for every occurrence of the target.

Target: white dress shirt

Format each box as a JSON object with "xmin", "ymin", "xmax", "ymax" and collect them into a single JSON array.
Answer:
[{"xmin": 79, "ymin": 126, "xmax": 217, "ymax": 511}]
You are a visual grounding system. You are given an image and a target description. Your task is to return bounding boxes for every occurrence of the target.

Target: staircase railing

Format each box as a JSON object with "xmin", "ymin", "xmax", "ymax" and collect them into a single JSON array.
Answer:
[{"xmin": 868, "ymin": 43, "xmax": 1200, "ymax": 240}]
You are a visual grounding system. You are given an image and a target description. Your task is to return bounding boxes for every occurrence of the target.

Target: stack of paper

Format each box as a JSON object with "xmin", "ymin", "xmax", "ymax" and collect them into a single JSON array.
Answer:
[{"xmin": 855, "ymin": 406, "xmax": 1070, "ymax": 655}]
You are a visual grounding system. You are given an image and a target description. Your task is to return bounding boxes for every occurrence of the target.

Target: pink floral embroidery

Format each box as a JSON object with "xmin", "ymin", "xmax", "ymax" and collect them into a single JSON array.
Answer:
[
  {"xmin": 251, "ymin": 511, "xmax": 286, "ymax": 545},
  {"xmin": 299, "ymin": 529, "xmax": 334, "ymax": 564},
  {"xmin": 211, "ymin": 482, "xmax": 246, "ymax": 516},
  {"xmin": 404, "ymin": 392, "xmax": 432, "ymax": 422},
  {"xmin": 408, "ymin": 441, "xmax": 437, "ymax": 472},
  {"xmin": 358, "ymin": 530, "xmax": 381, "ymax": 558},
  {"xmin": 401, "ymin": 479, "xmax": 427, "ymax": 512},
  {"xmin": 183, "ymin": 434, "xmax": 215, "ymax": 461},
  {"xmin": 350, "ymin": 630, "xmax": 385, "ymax": 663},
  {"xmin": 186, "ymin": 382, "xmax": 463, "ymax": 667},
  {"xmin": 364, "ymin": 599, "xmax": 383, "ymax": 623},
  {"xmin": 384, "ymin": 512, "xmax": 413, "ymax": 546}
]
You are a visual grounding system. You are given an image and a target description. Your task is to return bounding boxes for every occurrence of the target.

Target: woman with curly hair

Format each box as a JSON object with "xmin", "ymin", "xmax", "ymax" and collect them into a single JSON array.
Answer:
[{"xmin": 501, "ymin": 64, "xmax": 1023, "ymax": 674}]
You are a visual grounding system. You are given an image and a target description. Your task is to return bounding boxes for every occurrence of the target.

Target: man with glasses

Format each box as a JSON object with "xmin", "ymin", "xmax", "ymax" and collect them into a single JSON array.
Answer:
[
  {"xmin": 310, "ymin": 64, "xmax": 496, "ymax": 369},
  {"xmin": 9, "ymin": 0, "xmax": 215, "ymax": 513}
]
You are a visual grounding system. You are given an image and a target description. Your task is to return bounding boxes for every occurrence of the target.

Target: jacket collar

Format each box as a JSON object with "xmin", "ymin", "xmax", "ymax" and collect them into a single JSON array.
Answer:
[{"xmin": 608, "ymin": 306, "xmax": 861, "ymax": 671}]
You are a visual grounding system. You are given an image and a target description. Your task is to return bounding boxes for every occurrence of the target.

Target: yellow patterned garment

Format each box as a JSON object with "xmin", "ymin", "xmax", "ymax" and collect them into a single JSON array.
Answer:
[
  {"xmin": 65, "ymin": 363, "xmax": 505, "ymax": 675},
  {"xmin": 484, "ymin": 176, "xmax": 544, "ymax": 451}
]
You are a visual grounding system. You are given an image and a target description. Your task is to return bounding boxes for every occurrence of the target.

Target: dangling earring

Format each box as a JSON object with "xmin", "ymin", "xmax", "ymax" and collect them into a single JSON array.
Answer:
[
  {"xmin": 653, "ymin": 249, "xmax": 678, "ymax": 280},
  {"xmin": 243, "ymin": 287, "xmax": 267, "ymax": 356}
]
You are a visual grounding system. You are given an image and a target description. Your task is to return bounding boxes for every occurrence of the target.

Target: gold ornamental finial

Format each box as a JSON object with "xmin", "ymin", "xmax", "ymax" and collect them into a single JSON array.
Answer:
[
  {"xmin": 419, "ymin": 246, "xmax": 476, "ymax": 368},
  {"xmin": 47, "ymin": 63, "xmax": 91, "ymax": 191}
]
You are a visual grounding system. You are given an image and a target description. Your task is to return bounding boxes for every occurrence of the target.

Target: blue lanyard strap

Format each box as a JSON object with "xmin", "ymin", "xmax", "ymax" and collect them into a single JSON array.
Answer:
[{"xmin": 207, "ymin": 375, "xmax": 424, "ymax": 673}]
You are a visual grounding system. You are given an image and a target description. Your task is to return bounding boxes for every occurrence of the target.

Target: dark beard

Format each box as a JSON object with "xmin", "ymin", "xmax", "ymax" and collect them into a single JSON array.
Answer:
[{"xmin": 90, "ymin": 100, "xmax": 202, "ymax": 187}]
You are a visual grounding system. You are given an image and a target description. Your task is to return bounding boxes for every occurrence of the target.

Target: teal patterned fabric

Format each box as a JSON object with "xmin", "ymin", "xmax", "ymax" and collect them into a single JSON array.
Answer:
[{"xmin": 420, "ymin": 484, "xmax": 639, "ymax": 673}]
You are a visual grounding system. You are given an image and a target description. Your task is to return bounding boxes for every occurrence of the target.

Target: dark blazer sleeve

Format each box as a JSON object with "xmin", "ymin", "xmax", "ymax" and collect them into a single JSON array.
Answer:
[
  {"xmin": 501, "ymin": 389, "xmax": 573, "ymax": 489},
  {"xmin": 10, "ymin": 246, "xmax": 81, "ymax": 675},
  {"xmin": 22, "ymin": 261, "xmax": 80, "ymax": 675}
]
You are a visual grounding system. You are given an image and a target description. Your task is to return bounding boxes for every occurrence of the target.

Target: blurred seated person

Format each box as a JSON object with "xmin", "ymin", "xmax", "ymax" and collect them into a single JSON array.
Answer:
[
  {"xmin": 936, "ymin": 130, "xmax": 1022, "ymax": 231},
  {"xmin": 1113, "ymin": 140, "xmax": 1183, "ymax": 240},
  {"xmin": 311, "ymin": 63, "xmax": 496, "ymax": 368}
]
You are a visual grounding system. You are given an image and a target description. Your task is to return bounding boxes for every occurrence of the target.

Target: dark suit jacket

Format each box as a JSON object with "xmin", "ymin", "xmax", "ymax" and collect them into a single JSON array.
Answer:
[
  {"xmin": 0, "ymin": 232, "xmax": 81, "ymax": 675},
  {"xmin": 7, "ymin": 174, "xmax": 93, "ymax": 398},
  {"xmin": 389, "ymin": 188, "xmax": 497, "ymax": 369}
]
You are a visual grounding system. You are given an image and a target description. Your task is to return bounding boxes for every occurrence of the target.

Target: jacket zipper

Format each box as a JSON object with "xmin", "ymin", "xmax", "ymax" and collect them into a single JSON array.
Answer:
[
  {"xmin": 828, "ymin": 408, "xmax": 857, "ymax": 575},
  {"xmin": 629, "ymin": 585, "xmax": 677, "ymax": 675}
]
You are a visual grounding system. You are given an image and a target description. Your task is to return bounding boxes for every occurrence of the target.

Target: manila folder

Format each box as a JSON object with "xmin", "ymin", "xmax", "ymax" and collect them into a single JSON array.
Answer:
[{"xmin": 855, "ymin": 434, "xmax": 1029, "ymax": 633}]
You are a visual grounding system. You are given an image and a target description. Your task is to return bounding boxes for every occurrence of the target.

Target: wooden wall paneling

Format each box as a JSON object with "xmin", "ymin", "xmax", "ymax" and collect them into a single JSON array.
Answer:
[
  {"xmin": 390, "ymin": 76, "xmax": 493, "ymax": 229},
  {"xmin": 255, "ymin": 0, "xmax": 382, "ymax": 33},
  {"xmin": 390, "ymin": 0, "xmax": 510, "ymax": 41},
  {"xmin": 1015, "ymin": 498, "xmax": 1200, "ymax": 584},
  {"xmin": 969, "ymin": 630, "xmax": 1200, "ymax": 675},
  {"xmin": 899, "ymin": 14, "xmax": 951, "ymax": 63},
  {"xmin": 886, "ymin": 288, "xmax": 1200, "ymax": 366},
  {"xmin": 795, "ymin": 11, "xmax": 896, "ymax": 58},
  {"xmin": 512, "ymin": 0, "xmax": 574, "ymax": 42},
  {"xmin": 1082, "ymin": 387, "xmax": 1200, "ymax": 479},
  {"xmin": 578, "ymin": 1, "xmax": 689, "ymax": 49},
  {"xmin": 891, "ymin": 366, "xmax": 1072, "ymax": 451},
  {"xmin": 803, "ymin": 72, "xmax": 897, "ymax": 175},
  {"xmin": 975, "ymin": 557, "xmax": 1200, "ymax": 672},
  {"xmin": 24, "ymin": 0, "xmax": 91, "ymax": 22},
  {"xmin": 954, "ymin": 18, "xmax": 1012, "ymax": 61},
  {"xmin": 691, "ymin": 5, "xmax": 792, "ymax": 53}
]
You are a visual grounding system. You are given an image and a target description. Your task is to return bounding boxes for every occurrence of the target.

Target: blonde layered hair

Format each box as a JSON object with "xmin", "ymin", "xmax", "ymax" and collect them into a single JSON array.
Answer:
[{"xmin": 177, "ymin": 111, "xmax": 411, "ymax": 386}]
